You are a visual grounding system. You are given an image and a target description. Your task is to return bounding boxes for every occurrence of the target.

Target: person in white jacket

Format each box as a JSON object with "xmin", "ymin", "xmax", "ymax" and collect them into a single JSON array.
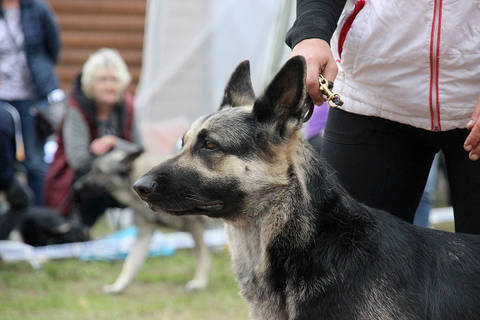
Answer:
[{"xmin": 286, "ymin": 0, "xmax": 480, "ymax": 234}]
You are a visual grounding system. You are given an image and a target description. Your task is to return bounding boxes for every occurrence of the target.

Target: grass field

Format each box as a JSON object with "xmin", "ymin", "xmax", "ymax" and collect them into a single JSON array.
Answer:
[
  {"xmin": 0, "ymin": 218, "xmax": 454, "ymax": 320},
  {"xmin": 0, "ymin": 218, "xmax": 249, "ymax": 320},
  {"xmin": 0, "ymin": 251, "xmax": 250, "ymax": 320}
]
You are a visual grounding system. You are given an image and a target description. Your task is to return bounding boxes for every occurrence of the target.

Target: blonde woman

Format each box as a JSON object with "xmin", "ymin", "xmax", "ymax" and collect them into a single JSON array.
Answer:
[{"xmin": 45, "ymin": 48, "xmax": 142, "ymax": 228}]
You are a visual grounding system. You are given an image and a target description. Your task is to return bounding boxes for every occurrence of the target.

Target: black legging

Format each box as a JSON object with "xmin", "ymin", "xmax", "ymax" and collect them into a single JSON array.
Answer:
[{"xmin": 322, "ymin": 108, "xmax": 480, "ymax": 234}]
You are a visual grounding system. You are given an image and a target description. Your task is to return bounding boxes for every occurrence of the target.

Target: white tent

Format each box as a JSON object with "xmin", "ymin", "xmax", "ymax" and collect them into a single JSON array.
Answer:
[{"xmin": 134, "ymin": 0, "xmax": 294, "ymax": 155}]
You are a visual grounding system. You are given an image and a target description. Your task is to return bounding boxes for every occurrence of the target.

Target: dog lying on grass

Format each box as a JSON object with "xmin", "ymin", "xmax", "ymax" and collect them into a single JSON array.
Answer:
[
  {"xmin": 77, "ymin": 145, "xmax": 211, "ymax": 294},
  {"xmin": 133, "ymin": 57, "xmax": 480, "ymax": 319}
]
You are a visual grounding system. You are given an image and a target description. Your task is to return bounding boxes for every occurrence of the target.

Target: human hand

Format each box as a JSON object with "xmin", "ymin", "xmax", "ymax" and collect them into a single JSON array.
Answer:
[
  {"xmin": 464, "ymin": 96, "xmax": 480, "ymax": 161},
  {"xmin": 289, "ymin": 38, "xmax": 338, "ymax": 105},
  {"xmin": 90, "ymin": 135, "xmax": 118, "ymax": 156}
]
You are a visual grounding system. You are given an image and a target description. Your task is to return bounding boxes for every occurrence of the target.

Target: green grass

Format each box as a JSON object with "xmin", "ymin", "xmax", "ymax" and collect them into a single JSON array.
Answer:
[
  {"xmin": 0, "ymin": 250, "xmax": 249, "ymax": 320},
  {"xmin": 0, "ymin": 218, "xmax": 249, "ymax": 320}
]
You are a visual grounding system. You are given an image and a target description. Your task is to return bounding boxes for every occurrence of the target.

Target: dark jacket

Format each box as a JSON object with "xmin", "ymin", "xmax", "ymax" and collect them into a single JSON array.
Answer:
[
  {"xmin": 285, "ymin": 0, "xmax": 346, "ymax": 49},
  {"xmin": 0, "ymin": 0, "xmax": 61, "ymax": 99},
  {"xmin": 44, "ymin": 75, "xmax": 135, "ymax": 215}
]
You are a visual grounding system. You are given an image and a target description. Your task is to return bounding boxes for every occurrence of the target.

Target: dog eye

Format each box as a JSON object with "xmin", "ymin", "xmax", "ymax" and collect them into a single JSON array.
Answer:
[{"xmin": 203, "ymin": 140, "xmax": 219, "ymax": 151}]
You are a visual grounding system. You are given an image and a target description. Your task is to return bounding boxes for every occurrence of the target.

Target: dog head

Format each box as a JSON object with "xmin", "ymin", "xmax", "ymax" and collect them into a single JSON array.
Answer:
[
  {"xmin": 134, "ymin": 56, "xmax": 310, "ymax": 222},
  {"xmin": 74, "ymin": 143, "xmax": 143, "ymax": 195}
]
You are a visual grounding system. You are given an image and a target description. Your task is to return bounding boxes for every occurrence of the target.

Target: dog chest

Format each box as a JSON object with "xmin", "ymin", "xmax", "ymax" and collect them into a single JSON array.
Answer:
[
  {"xmin": 225, "ymin": 224, "xmax": 289, "ymax": 319},
  {"xmin": 226, "ymin": 223, "xmax": 265, "ymax": 282}
]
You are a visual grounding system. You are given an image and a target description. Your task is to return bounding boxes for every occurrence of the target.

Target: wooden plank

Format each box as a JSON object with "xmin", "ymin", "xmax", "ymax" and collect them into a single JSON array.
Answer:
[
  {"xmin": 61, "ymin": 31, "xmax": 144, "ymax": 49},
  {"xmin": 57, "ymin": 14, "xmax": 145, "ymax": 32},
  {"xmin": 48, "ymin": 0, "xmax": 146, "ymax": 15}
]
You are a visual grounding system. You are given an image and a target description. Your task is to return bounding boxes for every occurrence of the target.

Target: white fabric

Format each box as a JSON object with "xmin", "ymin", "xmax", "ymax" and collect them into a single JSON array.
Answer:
[
  {"xmin": 136, "ymin": 0, "xmax": 280, "ymax": 123},
  {"xmin": 134, "ymin": 0, "xmax": 293, "ymax": 155},
  {"xmin": 330, "ymin": 0, "xmax": 480, "ymax": 131}
]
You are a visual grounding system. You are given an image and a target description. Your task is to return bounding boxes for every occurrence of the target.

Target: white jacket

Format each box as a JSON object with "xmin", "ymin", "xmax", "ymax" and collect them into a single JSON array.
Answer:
[{"xmin": 330, "ymin": 0, "xmax": 480, "ymax": 131}]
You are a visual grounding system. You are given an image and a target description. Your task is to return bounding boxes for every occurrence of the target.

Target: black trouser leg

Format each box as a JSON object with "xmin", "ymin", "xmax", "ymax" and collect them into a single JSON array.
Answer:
[
  {"xmin": 321, "ymin": 108, "xmax": 436, "ymax": 223},
  {"xmin": 441, "ymin": 129, "xmax": 480, "ymax": 234},
  {"xmin": 308, "ymin": 133, "xmax": 324, "ymax": 155}
]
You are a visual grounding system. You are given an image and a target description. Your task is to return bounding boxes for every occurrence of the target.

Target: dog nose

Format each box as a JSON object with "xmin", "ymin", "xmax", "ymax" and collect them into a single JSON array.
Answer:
[{"xmin": 133, "ymin": 176, "xmax": 157, "ymax": 198}]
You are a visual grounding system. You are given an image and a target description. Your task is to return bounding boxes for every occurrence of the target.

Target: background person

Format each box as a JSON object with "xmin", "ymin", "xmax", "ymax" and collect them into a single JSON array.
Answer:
[
  {"xmin": 0, "ymin": 0, "xmax": 62, "ymax": 206},
  {"xmin": 287, "ymin": 0, "xmax": 480, "ymax": 234},
  {"xmin": 44, "ymin": 48, "xmax": 142, "ymax": 231}
]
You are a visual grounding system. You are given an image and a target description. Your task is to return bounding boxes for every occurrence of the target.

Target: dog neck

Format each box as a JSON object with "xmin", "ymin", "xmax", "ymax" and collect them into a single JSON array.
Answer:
[{"xmin": 225, "ymin": 138, "xmax": 378, "ymax": 317}]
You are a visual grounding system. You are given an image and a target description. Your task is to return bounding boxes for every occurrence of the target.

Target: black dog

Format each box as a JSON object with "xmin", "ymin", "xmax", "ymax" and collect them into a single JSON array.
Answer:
[
  {"xmin": 134, "ymin": 57, "xmax": 480, "ymax": 319},
  {"xmin": 19, "ymin": 206, "xmax": 88, "ymax": 246}
]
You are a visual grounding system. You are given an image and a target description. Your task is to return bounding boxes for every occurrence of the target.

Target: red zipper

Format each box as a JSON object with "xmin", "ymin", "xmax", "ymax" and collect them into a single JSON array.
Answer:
[
  {"xmin": 337, "ymin": 0, "xmax": 366, "ymax": 60},
  {"xmin": 429, "ymin": 0, "xmax": 443, "ymax": 131}
]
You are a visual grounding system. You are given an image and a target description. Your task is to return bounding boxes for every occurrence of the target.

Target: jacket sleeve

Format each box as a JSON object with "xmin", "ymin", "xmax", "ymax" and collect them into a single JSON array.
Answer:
[
  {"xmin": 115, "ymin": 114, "xmax": 144, "ymax": 150},
  {"xmin": 63, "ymin": 108, "xmax": 94, "ymax": 173},
  {"xmin": 40, "ymin": 1, "xmax": 61, "ymax": 63},
  {"xmin": 285, "ymin": 0, "xmax": 347, "ymax": 49}
]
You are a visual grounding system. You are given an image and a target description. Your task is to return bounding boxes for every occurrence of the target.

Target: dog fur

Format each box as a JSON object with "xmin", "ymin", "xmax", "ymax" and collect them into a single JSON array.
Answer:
[
  {"xmin": 78, "ymin": 145, "xmax": 211, "ymax": 294},
  {"xmin": 133, "ymin": 57, "xmax": 480, "ymax": 319}
]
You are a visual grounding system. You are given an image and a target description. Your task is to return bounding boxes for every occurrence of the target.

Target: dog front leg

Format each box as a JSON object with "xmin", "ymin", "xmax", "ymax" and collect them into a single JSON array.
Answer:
[
  {"xmin": 185, "ymin": 218, "xmax": 211, "ymax": 291},
  {"xmin": 103, "ymin": 216, "xmax": 155, "ymax": 294},
  {"xmin": 248, "ymin": 302, "xmax": 289, "ymax": 320}
]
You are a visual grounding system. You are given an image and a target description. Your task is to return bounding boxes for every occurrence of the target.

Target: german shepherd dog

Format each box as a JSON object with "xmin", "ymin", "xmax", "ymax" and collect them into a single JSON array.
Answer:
[
  {"xmin": 133, "ymin": 57, "xmax": 480, "ymax": 319},
  {"xmin": 77, "ymin": 145, "xmax": 211, "ymax": 294}
]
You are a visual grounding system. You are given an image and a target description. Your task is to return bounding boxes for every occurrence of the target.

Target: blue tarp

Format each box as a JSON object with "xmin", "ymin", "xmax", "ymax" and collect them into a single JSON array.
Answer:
[{"xmin": 0, "ymin": 227, "xmax": 227, "ymax": 268}]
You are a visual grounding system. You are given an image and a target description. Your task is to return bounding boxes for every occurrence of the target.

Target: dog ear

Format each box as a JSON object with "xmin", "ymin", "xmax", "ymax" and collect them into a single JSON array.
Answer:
[
  {"xmin": 219, "ymin": 60, "xmax": 256, "ymax": 109},
  {"xmin": 115, "ymin": 143, "xmax": 143, "ymax": 163},
  {"xmin": 124, "ymin": 144, "xmax": 144, "ymax": 162},
  {"xmin": 252, "ymin": 56, "xmax": 307, "ymax": 137}
]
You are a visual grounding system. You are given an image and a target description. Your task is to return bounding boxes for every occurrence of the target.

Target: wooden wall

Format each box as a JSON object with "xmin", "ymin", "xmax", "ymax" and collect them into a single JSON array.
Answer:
[{"xmin": 46, "ymin": 0, "xmax": 146, "ymax": 93}]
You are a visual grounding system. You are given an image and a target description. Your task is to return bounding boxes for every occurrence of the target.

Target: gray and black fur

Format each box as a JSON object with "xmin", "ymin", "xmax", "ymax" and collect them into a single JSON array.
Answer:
[
  {"xmin": 77, "ymin": 145, "xmax": 212, "ymax": 294},
  {"xmin": 134, "ymin": 57, "xmax": 480, "ymax": 319}
]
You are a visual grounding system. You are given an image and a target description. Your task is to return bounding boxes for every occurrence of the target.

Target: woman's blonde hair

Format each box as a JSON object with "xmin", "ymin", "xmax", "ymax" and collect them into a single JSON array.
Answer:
[{"xmin": 81, "ymin": 48, "xmax": 131, "ymax": 98}]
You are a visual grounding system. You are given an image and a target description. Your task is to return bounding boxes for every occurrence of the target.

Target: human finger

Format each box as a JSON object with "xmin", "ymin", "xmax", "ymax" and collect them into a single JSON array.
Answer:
[
  {"xmin": 90, "ymin": 143, "xmax": 102, "ymax": 155},
  {"xmin": 305, "ymin": 60, "xmax": 325, "ymax": 105},
  {"xmin": 322, "ymin": 58, "xmax": 338, "ymax": 85},
  {"xmin": 466, "ymin": 96, "xmax": 480, "ymax": 130},
  {"xmin": 464, "ymin": 121, "xmax": 480, "ymax": 160}
]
